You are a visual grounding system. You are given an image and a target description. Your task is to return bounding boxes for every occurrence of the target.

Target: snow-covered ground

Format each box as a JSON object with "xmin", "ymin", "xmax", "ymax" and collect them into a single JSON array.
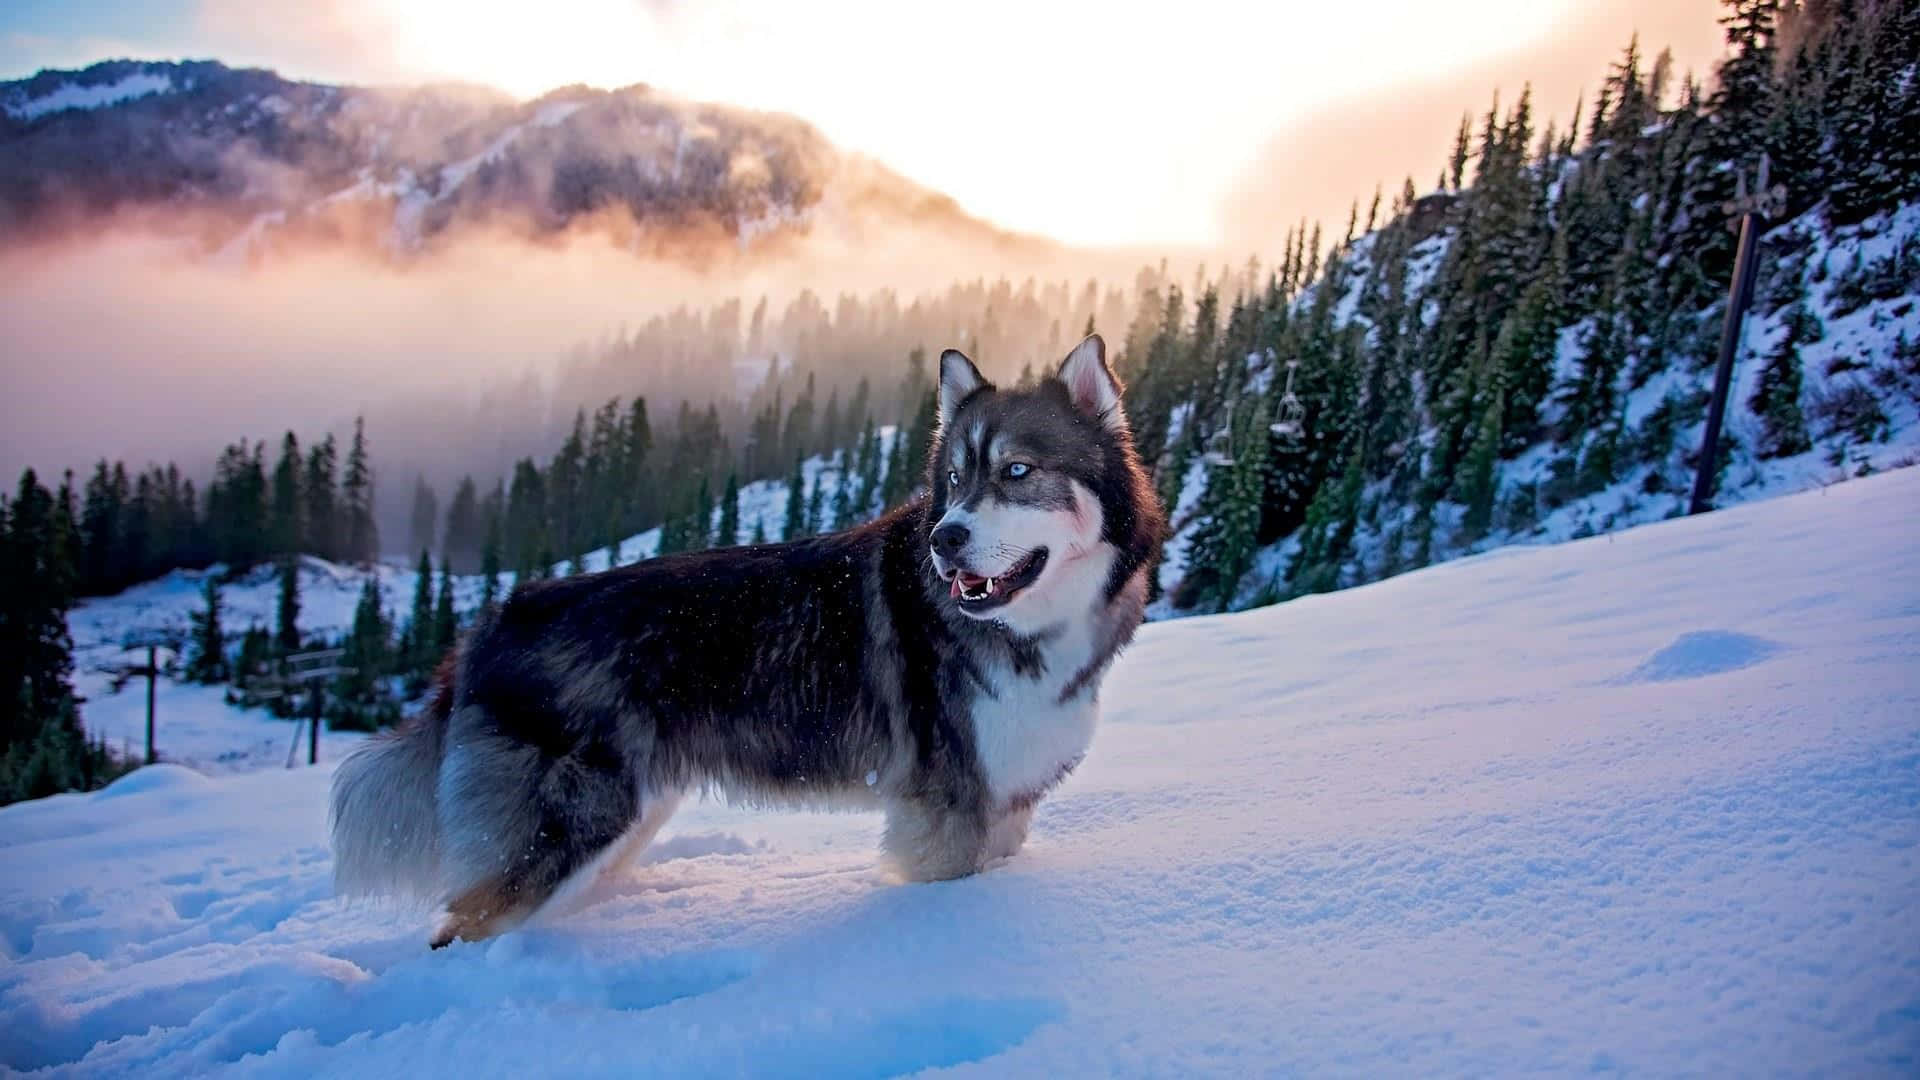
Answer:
[{"xmin": 5, "ymin": 465, "xmax": 1915, "ymax": 1075}]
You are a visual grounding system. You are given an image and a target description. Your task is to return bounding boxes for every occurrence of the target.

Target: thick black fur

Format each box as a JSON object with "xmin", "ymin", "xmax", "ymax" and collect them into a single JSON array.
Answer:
[{"xmin": 332, "ymin": 348, "xmax": 1164, "ymax": 945}]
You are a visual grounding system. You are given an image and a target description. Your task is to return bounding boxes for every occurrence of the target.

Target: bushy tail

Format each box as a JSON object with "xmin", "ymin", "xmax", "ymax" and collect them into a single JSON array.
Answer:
[{"xmin": 329, "ymin": 663, "xmax": 454, "ymax": 901}]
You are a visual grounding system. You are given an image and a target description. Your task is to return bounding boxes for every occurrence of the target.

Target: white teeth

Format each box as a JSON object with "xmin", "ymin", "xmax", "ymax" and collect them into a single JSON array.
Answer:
[{"xmin": 985, "ymin": 578, "xmax": 997, "ymax": 594}]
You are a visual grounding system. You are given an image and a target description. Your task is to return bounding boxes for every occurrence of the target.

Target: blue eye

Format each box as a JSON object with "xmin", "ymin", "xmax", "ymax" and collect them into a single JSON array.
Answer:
[
  {"xmin": 1005, "ymin": 462, "xmax": 1031, "ymax": 479},
  {"xmin": 948, "ymin": 469, "xmax": 960, "ymax": 487}
]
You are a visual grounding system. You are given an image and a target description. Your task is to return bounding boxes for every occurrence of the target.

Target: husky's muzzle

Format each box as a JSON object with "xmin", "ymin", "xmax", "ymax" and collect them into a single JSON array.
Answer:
[
  {"xmin": 938, "ymin": 546, "xmax": 1050, "ymax": 611},
  {"xmin": 930, "ymin": 516, "xmax": 1050, "ymax": 613}
]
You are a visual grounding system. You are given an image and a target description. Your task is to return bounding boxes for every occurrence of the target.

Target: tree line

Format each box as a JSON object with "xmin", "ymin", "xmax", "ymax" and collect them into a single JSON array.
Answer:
[{"xmin": 68, "ymin": 417, "xmax": 379, "ymax": 597}]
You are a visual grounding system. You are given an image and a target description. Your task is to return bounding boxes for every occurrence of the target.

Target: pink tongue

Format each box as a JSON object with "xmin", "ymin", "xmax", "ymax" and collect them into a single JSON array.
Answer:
[{"xmin": 951, "ymin": 573, "xmax": 986, "ymax": 598}]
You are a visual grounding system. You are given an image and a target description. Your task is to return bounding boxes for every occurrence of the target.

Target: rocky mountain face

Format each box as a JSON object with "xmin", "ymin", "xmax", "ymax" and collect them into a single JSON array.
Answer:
[{"xmin": 0, "ymin": 59, "xmax": 1035, "ymax": 259}]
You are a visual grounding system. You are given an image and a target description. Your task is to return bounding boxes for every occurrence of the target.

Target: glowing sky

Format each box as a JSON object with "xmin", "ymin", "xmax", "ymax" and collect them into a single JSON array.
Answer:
[{"xmin": 2, "ymin": 1, "xmax": 1728, "ymax": 249}]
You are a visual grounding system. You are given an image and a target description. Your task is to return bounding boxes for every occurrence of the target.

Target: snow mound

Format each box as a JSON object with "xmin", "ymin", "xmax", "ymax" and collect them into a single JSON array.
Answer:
[
  {"xmin": 1622, "ymin": 629, "xmax": 1785, "ymax": 683},
  {"xmin": 93, "ymin": 763, "xmax": 212, "ymax": 800},
  {"xmin": 3, "ymin": 466, "xmax": 1916, "ymax": 1074}
]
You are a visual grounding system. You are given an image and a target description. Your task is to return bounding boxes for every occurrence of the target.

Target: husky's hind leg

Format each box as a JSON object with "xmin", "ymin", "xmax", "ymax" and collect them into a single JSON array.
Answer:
[{"xmin": 429, "ymin": 723, "xmax": 640, "ymax": 948}]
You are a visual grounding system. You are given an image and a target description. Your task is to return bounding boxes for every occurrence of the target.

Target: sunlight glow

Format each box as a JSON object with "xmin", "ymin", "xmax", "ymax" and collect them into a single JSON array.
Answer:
[{"xmin": 301, "ymin": 0, "xmax": 1576, "ymax": 247}]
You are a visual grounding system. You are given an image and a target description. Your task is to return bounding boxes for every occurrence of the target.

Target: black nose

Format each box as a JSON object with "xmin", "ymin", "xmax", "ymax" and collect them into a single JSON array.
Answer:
[{"xmin": 930, "ymin": 523, "xmax": 970, "ymax": 559}]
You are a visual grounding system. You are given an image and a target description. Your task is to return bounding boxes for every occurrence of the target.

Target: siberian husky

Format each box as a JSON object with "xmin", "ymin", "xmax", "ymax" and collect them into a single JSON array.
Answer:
[{"xmin": 330, "ymin": 334, "xmax": 1165, "ymax": 946}]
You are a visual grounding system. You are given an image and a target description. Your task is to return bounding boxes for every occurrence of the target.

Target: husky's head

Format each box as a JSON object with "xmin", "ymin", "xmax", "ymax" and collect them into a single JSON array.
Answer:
[{"xmin": 926, "ymin": 334, "xmax": 1162, "ymax": 632}]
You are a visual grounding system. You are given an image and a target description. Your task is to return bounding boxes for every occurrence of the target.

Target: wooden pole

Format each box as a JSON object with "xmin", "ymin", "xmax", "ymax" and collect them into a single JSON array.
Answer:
[
  {"xmin": 145, "ymin": 644, "xmax": 158, "ymax": 765},
  {"xmin": 1690, "ymin": 210, "xmax": 1763, "ymax": 515},
  {"xmin": 1691, "ymin": 154, "xmax": 1783, "ymax": 516},
  {"xmin": 309, "ymin": 683, "xmax": 322, "ymax": 766}
]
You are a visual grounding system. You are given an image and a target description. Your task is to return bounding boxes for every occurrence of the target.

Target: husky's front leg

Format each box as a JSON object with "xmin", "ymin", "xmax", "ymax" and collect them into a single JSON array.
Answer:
[
  {"xmin": 985, "ymin": 804, "xmax": 1034, "ymax": 862},
  {"xmin": 880, "ymin": 795, "xmax": 989, "ymax": 881}
]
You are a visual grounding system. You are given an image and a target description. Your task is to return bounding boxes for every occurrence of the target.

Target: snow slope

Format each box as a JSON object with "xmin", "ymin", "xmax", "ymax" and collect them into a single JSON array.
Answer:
[{"xmin": 5, "ymin": 465, "xmax": 1915, "ymax": 1075}]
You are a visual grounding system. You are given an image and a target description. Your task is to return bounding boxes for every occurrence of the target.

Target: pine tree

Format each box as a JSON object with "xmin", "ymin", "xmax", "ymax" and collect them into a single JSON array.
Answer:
[
  {"xmin": 480, "ymin": 508, "xmax": 503, "ymax": 611},
  {"xmin": 1751, "ymin": 303, "xmax": 1815, "ymax": 458},
  {"xmin": 881, "ymin": 425, "xmax": 908, "ymax": 508},
  {"xmin": 275, "ymin": 554, "xmax": 301, "ymax": 654},
  {"xmin": 804, "ymin": 469, "xmax": 824, "ymax": 538},
  {"xmin": 1180, "ymin": 401, "xmax": 1270, "ymax": 611},
  {"xmin": 303, "ymin": 434, "xmax": 338, "ymax": 561},
  {"xmin": 342, "ymin": 417, "xmax": 378, "ymax": 564},
  {"xmin": 854, "ymin": 421, "xmax": 882, "ymax": 518},
  {"xmin": 443, "ymin": 475, "xmax": 481, "ymax": 573},
  {"xmin": 782, "ymin": 456, "xmax": 806, "ymax": 541},
  {"xmin": 233, "ymin": 624, "xmax": 271, "ymax": 687},
  {"xmin": 783, "ymin": 374, "xmax": 816, "ymax": 473},
  {"xmin": 79, "ymin": 459, "xmax": 123, "ymax": 595},
  {"xmin": 1558, "ymin": 310, "xmax": 1626, "ymax": 438},
  {"xmin": 339, "ymin": 575, "xmax": 390, "ymax": 706},
  {"xmin": 207, "ymin": 441, "xmax": 269, "ymax": 573},
  {"xmin": 1448, "ymin": 112, "xmax": 1472, "ymax": 190},
  {"xmin": 820, "ymin": 389, "xmax": 842, "ymax": 461},
  {"xmin": 549, "ymin": 410, "xmax": 588, "ymax": 562},
  {"xmin": 186, "ymin": 576, "xmax": 228, "ymax": 684},
  {"xmin": 623, "ymin": 397, "xmax": 653, "ymax": 534},
  {"xmin": 692, "ymin": 475, "xmax": 713, "ymax": 551},
  {"xmin": 827, "ymin": 452, "xmax": 853, "ymax": 533},
  {"xmin": 1288, "ymin": 447, "xmax": 1365, "ymax": 597},
  {"xmin": 1457, "ymin": 392, "xmax": 1504, "ymax": 542},
  {"xmin": 270, "ymin": 432, "xmax": 302, "ymax": 557},
  {"xmin": 902, "ymin": 388, "xmax": 937, "ymax": 496},
  {"xmin": 0, "ymin": 469, "xmax": 86, "ymax": 797},
  {"xmin": 433, "ymin": 563, "xmax": 457, "ymax": 656},
  {"xmin": 506, "ymin": 458, "xmax": 547, "ymax": 581},
  {"xmin": 717, "ymin": 473, "xmax": 740, "ymax": 547},
  {"xmin": 407, "ymin": 549, "xmax": 434, "ymax": 670},
  {"xmin": 408, "ymin": 476, "xmax": 439, "ymax": 561}
]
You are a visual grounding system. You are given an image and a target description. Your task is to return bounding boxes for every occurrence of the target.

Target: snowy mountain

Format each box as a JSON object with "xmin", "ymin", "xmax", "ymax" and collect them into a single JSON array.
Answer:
[
  {"xmin": 0, "ymin": 60, "xmax": 1043, "ymax": 259},
  {"xmin": 4, "ymin": 463, "xmax": 1916, "ymax": 1074}
]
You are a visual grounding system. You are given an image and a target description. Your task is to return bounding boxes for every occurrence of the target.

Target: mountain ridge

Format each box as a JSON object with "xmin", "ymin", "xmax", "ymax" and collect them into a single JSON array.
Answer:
[{"xmin": 0, "ymin": 58, "xmax": 1050, "ymax": 261}]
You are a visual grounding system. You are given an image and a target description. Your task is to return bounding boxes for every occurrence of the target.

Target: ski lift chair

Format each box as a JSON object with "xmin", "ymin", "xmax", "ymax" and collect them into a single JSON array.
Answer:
[{"xmin": 1269, "ymin": 361, "xmax": 1306, "ymax": 447}]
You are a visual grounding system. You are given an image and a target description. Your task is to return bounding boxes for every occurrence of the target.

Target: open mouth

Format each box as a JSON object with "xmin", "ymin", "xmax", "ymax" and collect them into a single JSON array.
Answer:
[{"xmin": 947, "ymin": 548, "xmax": 1049, "ymax": 611}]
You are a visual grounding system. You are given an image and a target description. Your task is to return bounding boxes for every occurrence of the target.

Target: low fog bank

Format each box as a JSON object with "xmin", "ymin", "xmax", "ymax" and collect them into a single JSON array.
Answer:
[{"xmin": 0, "ymin": 217, "xmax": 1185, "ymax": 540}]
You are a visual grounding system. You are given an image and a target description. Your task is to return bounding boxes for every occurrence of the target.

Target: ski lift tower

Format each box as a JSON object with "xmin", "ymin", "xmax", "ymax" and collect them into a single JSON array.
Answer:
[
  {"xmin": 244, "ymin": 648, "xmax": 354, "ymax": 767},
  {"xmin": 1691, "ymin": 154, "xmax": 1787, "ymax": 515},
  {"xmin": 119, "ymin": 631, "xmax": 175, "ymax": 765}
]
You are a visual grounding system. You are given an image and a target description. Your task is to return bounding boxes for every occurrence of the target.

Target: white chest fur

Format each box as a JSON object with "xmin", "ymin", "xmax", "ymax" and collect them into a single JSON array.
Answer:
[
  {"xmin": 966, "ymin": 557, "xmax": 1116, "ymax": 805},
  {"xmin": 968, "ymin": 647, "xmax": 1102, "ymax": 805}
]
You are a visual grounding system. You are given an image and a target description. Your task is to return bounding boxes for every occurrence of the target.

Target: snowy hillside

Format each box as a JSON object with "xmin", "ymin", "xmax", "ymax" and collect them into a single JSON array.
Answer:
[
  {"xmin": 1156, "ymin": 197, "xmax": 1920, "ymax": 618},
  {"xmin": 6, "ymin": 464, "xmax": 1916, "ymax": 1075},
  {"xmin": 65, "ymin": 434, "xmax": 897, "ymax": 771}
]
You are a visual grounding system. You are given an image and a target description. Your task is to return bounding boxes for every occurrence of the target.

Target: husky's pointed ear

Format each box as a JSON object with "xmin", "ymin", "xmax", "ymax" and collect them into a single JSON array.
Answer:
[
  {"xmin": 1057, "ymin": 334, "xmax": 1125, "ymax": 431},
  {"xmin": 938, "ymin": 348, "xmax": 988, "ymax": 431}
]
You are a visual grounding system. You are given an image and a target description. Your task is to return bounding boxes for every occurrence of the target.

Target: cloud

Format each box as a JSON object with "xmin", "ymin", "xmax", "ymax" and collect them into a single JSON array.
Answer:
[
  {"xmin": 190, "ymin": 0, "xmax": 418, "ymax": 85},
  {"xmin": 1216, "ymin": 0, "xmax": 1727, "ymax": 256}
]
